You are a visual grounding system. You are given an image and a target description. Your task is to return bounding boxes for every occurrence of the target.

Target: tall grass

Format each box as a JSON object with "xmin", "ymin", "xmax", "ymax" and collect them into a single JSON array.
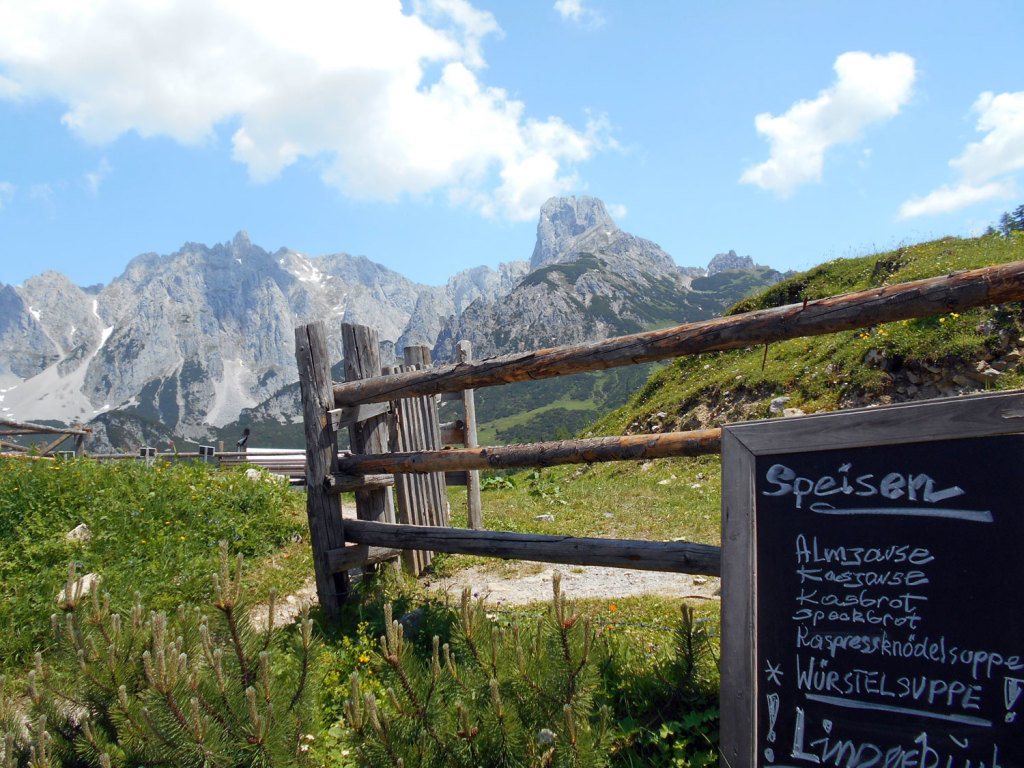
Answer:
[{"xmin": 0, "ymin": 456, "xmax": 304, "ymax": 665}]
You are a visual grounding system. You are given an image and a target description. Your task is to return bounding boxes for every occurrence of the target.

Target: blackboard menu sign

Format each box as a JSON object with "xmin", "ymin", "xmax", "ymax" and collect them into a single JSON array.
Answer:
[{"xmin": 720, "ymin": 391, "xmax": 1024, "ymax": 768}]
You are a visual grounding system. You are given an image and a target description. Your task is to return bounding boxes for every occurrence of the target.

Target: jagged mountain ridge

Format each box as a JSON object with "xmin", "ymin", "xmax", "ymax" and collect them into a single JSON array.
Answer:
[
  {"xmin": 433, "ymin": 197, "xmax": 783, "ymax": 360},
  {"xmin": 0, "ymin": 232, "xmax": 525, "ymax": 440},
  {"xmin": 0, "ymin": 196, "xmax": 783, "ymax": 450}
]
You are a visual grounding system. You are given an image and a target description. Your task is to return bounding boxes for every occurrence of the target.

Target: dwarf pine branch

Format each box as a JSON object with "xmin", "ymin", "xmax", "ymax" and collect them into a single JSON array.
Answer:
[
  {"xmin": 345, "ymin": 574, "xmax": 612, "ymax": 768},
  {"xmin": 5, "ymin": 542, "xmax": 318, "ymax": 768}
]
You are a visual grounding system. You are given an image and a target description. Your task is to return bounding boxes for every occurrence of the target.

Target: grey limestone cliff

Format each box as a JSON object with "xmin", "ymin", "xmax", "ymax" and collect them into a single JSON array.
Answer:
[{"xmin": 0, "ymin": 232, "xmax": 518, "ymax": 443}]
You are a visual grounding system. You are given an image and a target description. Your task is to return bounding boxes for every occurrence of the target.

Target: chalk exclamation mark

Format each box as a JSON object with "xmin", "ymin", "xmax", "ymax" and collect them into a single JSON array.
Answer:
[
  {"xmin": 1004, "ymin": 677, "xmax": 1024, "ymax": 723},
  {"xmin": 767, "ymin": 693, "xmax": 780, "ymax": 742}
]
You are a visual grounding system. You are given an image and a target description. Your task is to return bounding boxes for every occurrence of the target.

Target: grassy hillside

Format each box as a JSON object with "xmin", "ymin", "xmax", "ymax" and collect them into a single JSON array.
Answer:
[
  {"xmin": 465, "ymin": 364, "xmax": 658, "ymax": 444},
  {"xmin": 592, "ymin": 231, "xmax": 1024, "ymax": 437},
  {"xmin": 0, "ymin": 457, "xmax": 306, "ymax": 665}
]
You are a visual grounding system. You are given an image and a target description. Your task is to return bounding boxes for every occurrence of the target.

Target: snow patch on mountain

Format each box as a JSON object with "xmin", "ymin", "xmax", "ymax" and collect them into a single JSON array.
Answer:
[{"xmin": 206, "ymin": 358, "xmax": 258, "ymax": 427}]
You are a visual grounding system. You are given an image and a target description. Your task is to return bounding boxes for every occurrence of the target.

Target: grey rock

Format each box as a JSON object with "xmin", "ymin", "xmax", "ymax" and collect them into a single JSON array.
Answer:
[
  {"xmin": 57, "ymin": 572, "xmax": 102, "ymax": 604},
  {"xmin": 769, "ymin": 396, "xmax": 791, "ymax": 414},
  {"xmin": 398, "ymin": 607, "xmax": 426, "ymax": 637},
  {"xmin": 707, "ymin": 250, "xmax": 755, "ymax": 276},
  {"xmin": 534, "ymin": 514, "xmax": 555, "ymax": 523},
  {"xmin": 0, "ymin": 232, "xmax": 524, "ymax": 449},
  {"xmin": 65, "ymin": 523, "xmax": 92, "ymax": 542},
  {"xmin": 530, "ymin": 196, "xmax": 615, "ymax": 270},
  {"xmin": 863, "ymin": 348, "xmax": 884, "ymax": 366}
]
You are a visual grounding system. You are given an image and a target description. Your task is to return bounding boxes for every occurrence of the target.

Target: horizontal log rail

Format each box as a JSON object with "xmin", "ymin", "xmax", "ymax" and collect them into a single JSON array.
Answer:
[
  {"xmin": 0, "ymin": 417, "xmax": 91, "ymax": 436},
  {"xmin": 324, "ymin": 473, "xmax": 395, "ymax": 494},
  {"xmin": 333, "ymin": 260, "xmax": 1024, "ymax": 406},
  {"xmin": 328, "ymin": 544, "xmax": 406, "ymax": 573},
  {"xmin": 335, "ymin": 428, "xmax": 722, "ymax": 476},
  {"xmin": 339, "ymin": 519, "xmax": 722, "ymax": 576}
]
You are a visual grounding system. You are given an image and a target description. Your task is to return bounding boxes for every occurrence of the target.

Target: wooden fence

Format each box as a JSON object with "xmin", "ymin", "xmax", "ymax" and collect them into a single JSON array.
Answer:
[
  {"xmin": 296, "ymin": 259, "xmax": 1024, "ymax": 621},
  {"xmin": 0, "ymin": 416, "xmax": 89, "ymax": 457}
]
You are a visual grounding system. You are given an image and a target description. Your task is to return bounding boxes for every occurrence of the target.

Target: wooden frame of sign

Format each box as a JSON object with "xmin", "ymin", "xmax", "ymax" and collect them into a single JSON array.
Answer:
[{"xmin": 720, "ymin": 389, "xmax": 1024, "ymax": 768}]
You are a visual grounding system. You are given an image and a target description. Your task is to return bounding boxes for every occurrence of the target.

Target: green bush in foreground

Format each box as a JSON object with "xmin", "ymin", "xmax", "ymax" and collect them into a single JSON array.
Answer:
[
  {"xmin": 344, "ymin": 573, "xmax": 612, "ymax": 767},
  {"xmin": 6, "ymin": 544, "xmax": 317, "ymax": 768}
]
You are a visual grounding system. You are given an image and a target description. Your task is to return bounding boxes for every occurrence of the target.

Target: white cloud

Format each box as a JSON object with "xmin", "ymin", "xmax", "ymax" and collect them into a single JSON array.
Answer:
[
  {"xmin": 899, "ymin": 91, "xmax": 1024, "ymax": 219},
  {"xmin": 554, "ymin": 0, "xmax": 583, "ymax": 20},
  {"xmin": 606, "ymin": 202, "xmax": 627, "ymax": 220},
  {"xmin": 0, "ymin": 0, "xmax": 608, "ymax": 221},
  {"xmin": 741, "ymin": 52, "xmax": 916, "ymax": 197},
  {"xmin": 553, "ymin": 0, "xmax": 604, "ymax": 28},
  {"xmin": 83, "ymin": 157, "xmax": 111, "ymax": 195},
  {"xmin": 898, "ymin": 181, "xmax": 1014, "ymax": 220},
  {"xmin": 0, "ymin": 181, "xmax": 13, "ymax": 209}
]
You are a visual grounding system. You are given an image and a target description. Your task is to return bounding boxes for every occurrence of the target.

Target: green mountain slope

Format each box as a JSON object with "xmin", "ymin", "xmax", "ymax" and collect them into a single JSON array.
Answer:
[{"xmin": 593, "ymin": 231, "xmax": 1024, "ymax": 437}]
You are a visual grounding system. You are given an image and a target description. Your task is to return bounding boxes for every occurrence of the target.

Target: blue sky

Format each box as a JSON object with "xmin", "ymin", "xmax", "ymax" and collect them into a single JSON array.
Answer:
[{"xmin": 1, "ymin": 0, "xmax": 1022, "ymax": 289}]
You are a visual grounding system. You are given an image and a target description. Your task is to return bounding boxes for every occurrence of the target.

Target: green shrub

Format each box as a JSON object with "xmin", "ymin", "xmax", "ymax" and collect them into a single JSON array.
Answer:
[
  {"xmin": 7, "ymin": 543, "xmax": 317, "ymax": 768},
  {"xmin": 600, "ymin": 605, "xmax": 719, "ymax": 767},
  {"xmin": 343, "ymin": 573, "xmax": 613, "ymax": 767}
]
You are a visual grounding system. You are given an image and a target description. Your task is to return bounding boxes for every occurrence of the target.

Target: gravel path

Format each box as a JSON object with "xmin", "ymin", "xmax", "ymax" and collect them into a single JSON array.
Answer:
[
  {"xmin": 421, "ymin": 563, "xmax": 720, "ymax": 606},
  {"xmin": 253, "ymin": 501, "xmax": 720, "ymax": 628}
]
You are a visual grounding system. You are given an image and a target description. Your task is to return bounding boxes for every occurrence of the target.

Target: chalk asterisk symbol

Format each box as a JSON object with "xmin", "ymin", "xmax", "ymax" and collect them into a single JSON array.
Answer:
[{"xmin": 764, "ymin": 659, "xmax": 784, "ymax": 685}]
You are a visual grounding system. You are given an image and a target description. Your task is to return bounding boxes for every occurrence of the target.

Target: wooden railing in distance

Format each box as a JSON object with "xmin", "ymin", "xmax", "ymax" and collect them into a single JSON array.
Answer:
[
  {"xmin": 332, "ymin": 260, "xmax": 1024, "ymax": 406},
  {"xmin": 0, "ymin": 416, "xmax": 90, "ymax": 456}
]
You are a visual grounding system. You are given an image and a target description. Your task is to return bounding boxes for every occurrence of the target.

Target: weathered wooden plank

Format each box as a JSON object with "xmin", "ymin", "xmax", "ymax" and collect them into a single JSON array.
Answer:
[
  {"xmin": 405, "ymin": 347, "xmax": 451, "ymax": 530},
  {"xmin": 327, "ymin": 544, "xmax": 406, "ymax": 573},
  {"xmin": 295, "ymin": 322, "xmax": 349, "ymax": 620},
  {"xmin": 340, "ymin": 519, "xmax": 722, "ymax": 576},
  {"xmin": 726, "ymin": 387, "xmax": 1024, "ymax": 454},
  {"xmin": 333, "ymin": 260, "xmax": 1024, "ymax": 406},
  {"xmin": 0, "ymin": 416, "xmax": 91, "ymax": 435},
  {"xmin": 342, "ymin": 323, "xmax": 399, "ymax": 577},
  {"xmin": 385, "ymin": 364, "xmax": 422, "ymax": 575},
  {"xmin": 719, "ymin": 428, "xmax": 757, "ymax": 768},
  {"xmin": 389, "ymin": 362, "xmax": 430, "ymax": 574},
  {"xmin": 456, "ymin": 340, "xmax": 483, "ymax": 530},
  {"xmin": 39, "ymin": 432, "xmax": 72, "ymax": 456},
  {"xmin": 329, "ymin": 402, "xmax": 390, "ymax": 430},
  {"xmin": 324, "ymin": 473, "xmax": 396, "ymax": 494},
  {"xmin": 439, "ymin": 420, "xmax": 466, "ymax": 445},
  {"xmin": 339, "ymin": 428, "xmax": 723, "ymax": 475}
]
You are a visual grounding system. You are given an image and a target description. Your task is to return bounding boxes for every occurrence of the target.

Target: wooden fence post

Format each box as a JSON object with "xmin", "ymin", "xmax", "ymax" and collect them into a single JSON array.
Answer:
[
  {"xmin": 341, "ymin": 324, "xmax": 399, "ymax": 575},
  {"xmin": 404, "ymin": 346, "xmax": 451, "ymax": 529},
  {"xmin": 456, "ymin": 340, "xmax": 483, "ymax": 530},
  {"xmin": 295, "ymin": 322, "xmax": 349, "ymax": 621}
]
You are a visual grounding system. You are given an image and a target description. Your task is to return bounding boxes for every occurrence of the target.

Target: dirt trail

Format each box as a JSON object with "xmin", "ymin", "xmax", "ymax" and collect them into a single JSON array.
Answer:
[
  {"xmin": 421, "ymin": 563, "xmax": 719, "ymax": 606},
  {"xmin": 253, "ymin": 503, "xmax": 720, "ymax": 628}
]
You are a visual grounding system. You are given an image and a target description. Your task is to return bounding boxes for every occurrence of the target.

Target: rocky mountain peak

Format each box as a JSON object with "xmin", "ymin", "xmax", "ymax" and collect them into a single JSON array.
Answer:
[
  {"xmin": 707, "ymin": 250, "xmax": 754, "ymax": 275},
  {"xmin": 530, "ymin": 196, "xmax": 616, "ymax": 270}
]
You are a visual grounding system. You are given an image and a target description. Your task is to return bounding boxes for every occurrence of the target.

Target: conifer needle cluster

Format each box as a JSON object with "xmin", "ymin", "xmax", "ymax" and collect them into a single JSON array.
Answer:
[
  {"xmin": 3, "ymin": 542, "xmax": 317, "ymax": 768},
  {"xmin": 345, "ymin": 572, "xmax": 611, "ymax": 768}
]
